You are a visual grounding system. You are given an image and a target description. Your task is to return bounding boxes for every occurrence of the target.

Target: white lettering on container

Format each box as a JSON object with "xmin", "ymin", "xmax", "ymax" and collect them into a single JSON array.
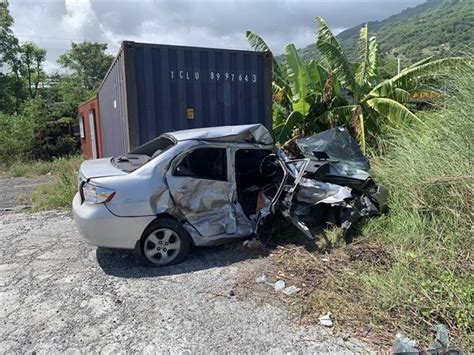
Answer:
[{"xmin": 169, "ymin": 70, "xmax": 258, "ymax": 83}]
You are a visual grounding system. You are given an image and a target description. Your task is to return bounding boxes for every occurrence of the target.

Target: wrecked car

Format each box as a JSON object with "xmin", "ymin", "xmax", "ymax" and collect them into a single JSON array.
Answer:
[{"xmin": 72, "ymin": 124, "xmax": 387, "ymax": 266}]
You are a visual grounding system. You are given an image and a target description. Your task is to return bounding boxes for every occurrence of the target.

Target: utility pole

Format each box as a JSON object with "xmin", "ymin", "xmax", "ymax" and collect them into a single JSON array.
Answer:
[{"xmin": 397, "ymin": 56, "xmax": 401, "ymax": 75}]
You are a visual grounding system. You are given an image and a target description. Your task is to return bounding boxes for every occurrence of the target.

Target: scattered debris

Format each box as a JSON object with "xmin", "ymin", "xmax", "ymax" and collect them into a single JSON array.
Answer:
[
  {"xmin": 319, "ymin": 312, "xmax": 334, "ymax": 327},
  {"xmin": 255, "ymin": 273, "xmax": 301, "ymax": 296},
  {"xmin": 255, "ymin": 273, "xmax": 267, "ymax": 284},
  {"xmin": 274, "ymin": 280, "xmax": 286, "ymax": 292},
  {"xmin": 391, "ymin": 324, "xmax": 461, "ymax": 354},
  {"xmin": 282, "ymin": 285, "xmax": 301, "ymax": 296},
  {"xmin": 362, "ymin": 324, "xmax": 373, "ymax": 338},
  {"xmin": 1, "ymin": 205, "xmax": 30, "ymax": 213},
  {"xmin": 392, "ymin": 333, "xmax": 419, "ymax": 354},
  {"xmin": 227, "ymin": 289, "xmax": 237, "ymax": 302},
  {"xmin": 429, "ymin": 323, "xmax": 450, "ymax": 352}
]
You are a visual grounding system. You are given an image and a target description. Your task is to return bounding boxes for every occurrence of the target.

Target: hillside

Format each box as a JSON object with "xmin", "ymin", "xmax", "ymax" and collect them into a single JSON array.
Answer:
[{"xmin": 293, "ymin": 0, "xmax": 473, "ymax": 65}]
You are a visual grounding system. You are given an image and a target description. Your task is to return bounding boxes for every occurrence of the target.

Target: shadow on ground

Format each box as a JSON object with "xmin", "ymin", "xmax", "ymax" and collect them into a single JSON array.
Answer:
[
  {"xmin": 97, "ymin": 222, "xmax": 325, "ymax": 279},
  {"xmin": 96, "ymin": 242, "xmax": 264, "ymax": 278}
]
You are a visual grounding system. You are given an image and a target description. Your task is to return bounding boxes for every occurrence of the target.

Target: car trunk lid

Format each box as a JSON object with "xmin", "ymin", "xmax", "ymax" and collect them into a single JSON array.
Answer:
[{"xmin": 79, "ymin": 158, "xmax": 128, "ymax": 180}]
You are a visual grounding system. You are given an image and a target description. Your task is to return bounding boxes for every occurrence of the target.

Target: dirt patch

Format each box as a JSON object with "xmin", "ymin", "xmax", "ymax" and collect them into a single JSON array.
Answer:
[
  {"xmin": 346, "ymin": 243, "xmax": 394, "ymax": 268},
  {"xmin": 0, "ymin": 176, "xmax": 51, "ymax": 212},
  {"xmin": 240, "ymin": 241, "xmax": 397, "ymax": 350}
]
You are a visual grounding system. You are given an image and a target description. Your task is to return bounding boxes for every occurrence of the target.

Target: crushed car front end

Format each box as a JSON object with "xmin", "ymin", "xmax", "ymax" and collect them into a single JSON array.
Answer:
[{"xmin": 254, "ymin": 127, "xmax": 388, "ymax": 242}]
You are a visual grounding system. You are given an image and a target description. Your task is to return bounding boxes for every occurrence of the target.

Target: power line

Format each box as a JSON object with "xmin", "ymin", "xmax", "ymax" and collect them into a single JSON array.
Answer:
[{"xmin": 16, "ymin": 34, "xmax": 92, "ymax": 41}]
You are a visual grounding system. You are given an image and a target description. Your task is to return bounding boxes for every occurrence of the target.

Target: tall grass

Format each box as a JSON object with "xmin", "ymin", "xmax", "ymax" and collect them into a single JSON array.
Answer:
[
  {"xmin": 341, "ymin": 69, "xmax": 472, "ymax": 347},
  {"xmin": 285, "ymin": 68, "xmax": 473, "ymax": 350},
  {"xmin": 30, "ymin": 156, "xmax": 83, "ymax": 211}
]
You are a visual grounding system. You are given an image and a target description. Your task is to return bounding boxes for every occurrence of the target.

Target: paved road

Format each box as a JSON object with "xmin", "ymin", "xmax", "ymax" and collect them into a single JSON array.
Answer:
[{"xmin": 0, "ymin": 211, "xmax": 367, "ymax": 353}]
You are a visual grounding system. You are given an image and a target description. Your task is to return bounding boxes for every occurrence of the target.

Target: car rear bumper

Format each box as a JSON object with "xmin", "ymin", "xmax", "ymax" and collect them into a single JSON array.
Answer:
[{"xmin": 72, "ymin": 193, "xmax": 155, "ymax": 249}]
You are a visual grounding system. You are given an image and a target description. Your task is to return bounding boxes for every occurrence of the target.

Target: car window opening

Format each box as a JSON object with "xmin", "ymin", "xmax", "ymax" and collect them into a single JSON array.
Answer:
[
  {"xmin": 174, "ymin": 147, "xmax": 227, "ymax": 181},
  {"xmin": 235, "ymin": 149, "xmax": 280, "ymax": 218},
  {"xmin": 112, "ymin": 136, "xmax": 175, "ymax": 173}
]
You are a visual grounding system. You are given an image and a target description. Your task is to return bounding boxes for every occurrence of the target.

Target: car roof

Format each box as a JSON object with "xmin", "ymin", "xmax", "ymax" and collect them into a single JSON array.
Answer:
[{"xmin": 162, "ymin": 124, "xmax": 274, "ymax": 145}]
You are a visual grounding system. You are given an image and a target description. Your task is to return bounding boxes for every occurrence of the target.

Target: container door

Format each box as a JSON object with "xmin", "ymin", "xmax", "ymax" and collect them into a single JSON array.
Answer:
[{"xmin": 89, "ymin": 110, "xmax": 98, "ymax": 159}]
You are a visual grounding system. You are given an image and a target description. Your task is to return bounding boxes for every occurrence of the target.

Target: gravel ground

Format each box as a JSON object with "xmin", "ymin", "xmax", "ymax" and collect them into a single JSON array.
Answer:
[
  {"xmin": 0, "ymin": 176, "xmax": 50, "ymax": 213},
  {"xmin": 0, "ymin": 209, "xmax": 368, "ymax": 353}
]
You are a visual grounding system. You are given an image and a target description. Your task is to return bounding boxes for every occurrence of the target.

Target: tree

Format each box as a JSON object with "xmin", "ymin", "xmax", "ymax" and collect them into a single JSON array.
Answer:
[
  {"xmin": 0, "ymin": 0, "xmax": 18, "ymax": 66},
  {"xmin": 316, "ymin": 17, "xmax": 468, "ymax": 152},
  {"xmin": 0, "ymin": 0, "xmax": 21, "ymax": 113},
  {"xmin": 246, "ymin": 31, "xmax": 342, "ymax": 145},
  {"xmin": 58, "ymin": 41, "xmax": 114, "ymax": 91},
  {"xmin": 19, "ymin": 42, "xmax": 46, "ymax": 99}
]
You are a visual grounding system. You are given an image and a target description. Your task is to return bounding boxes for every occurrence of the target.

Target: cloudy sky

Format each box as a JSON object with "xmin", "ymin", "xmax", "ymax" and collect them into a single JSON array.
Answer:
[{"xmin": 10, "ymin": 0, "xmax": 426, "ymax": 71}]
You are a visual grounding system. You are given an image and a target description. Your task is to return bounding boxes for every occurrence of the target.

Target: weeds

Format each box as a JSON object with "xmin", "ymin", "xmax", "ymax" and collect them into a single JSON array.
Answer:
[
  {"xmin": 30, "ymin": 156, "xmax": 83, "ymax": 211},
  {"xmin": 273, "ymin": 69, "xmax": 473, "ymax": 350},
  {"xmin": 358, "ymin": 69, "xmax": 473, "ymax": 347},
  {"xmin": 1, "ymin": 156, "xmax": 83, "ymax": 178},
  {"xmin": 0, "ymin": 156, "xmax": 83, "ymax": 210},
  {"xmin": 6, "ymin": 160, "xmax": 53, "ymax": 177}
]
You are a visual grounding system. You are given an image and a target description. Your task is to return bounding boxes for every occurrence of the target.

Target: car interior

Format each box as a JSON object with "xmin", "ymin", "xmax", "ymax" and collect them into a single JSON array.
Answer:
[{"xmin": 235, "ymin": 149, "xmax": 277, "ymax": 218}]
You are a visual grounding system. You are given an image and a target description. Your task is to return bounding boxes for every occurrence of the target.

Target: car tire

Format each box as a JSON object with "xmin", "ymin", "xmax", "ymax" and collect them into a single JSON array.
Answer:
[{"xmin": 138, "ymin": 217, "xmax": 191, "ymax": 267}]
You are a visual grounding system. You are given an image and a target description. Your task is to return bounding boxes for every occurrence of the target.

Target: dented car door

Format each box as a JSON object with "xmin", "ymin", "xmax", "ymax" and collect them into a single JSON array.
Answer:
[{"xmin": 166, "ymin": 145, "xmax": 248, "ymax": 238}]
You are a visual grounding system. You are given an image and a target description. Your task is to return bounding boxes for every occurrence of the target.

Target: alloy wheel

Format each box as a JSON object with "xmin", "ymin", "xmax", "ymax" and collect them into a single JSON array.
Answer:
[{"xmin": 143, "ymin": 228, "xmax": 182, "ymax": 265}]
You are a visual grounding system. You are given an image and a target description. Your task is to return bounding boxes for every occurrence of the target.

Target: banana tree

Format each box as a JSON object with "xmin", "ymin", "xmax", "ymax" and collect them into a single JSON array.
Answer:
[
  {"xmin": 246, "ymin": 31, "xmax": 341, "ymax": 145},
  {"xmin": 316, "ymin": 17, "xmax": 469, "ymax": 152}
]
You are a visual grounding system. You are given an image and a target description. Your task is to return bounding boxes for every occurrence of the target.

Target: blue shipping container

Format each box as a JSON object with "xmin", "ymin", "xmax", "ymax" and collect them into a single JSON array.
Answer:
[{"xmin": 97, "ymin": 41, "xmax": 273, "ymax": 157}]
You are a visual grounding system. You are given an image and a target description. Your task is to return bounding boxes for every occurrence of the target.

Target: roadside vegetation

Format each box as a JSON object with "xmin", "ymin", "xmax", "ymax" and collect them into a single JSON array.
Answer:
[
  {"xmin": 247, "ymin": 19, "xmax": 467, "ymax": 153},
  {"xmin": 0, "ymin": 156, "xmax": 83, "ymax": 211},
  {"xmin": 0, "ymin": 1, "xmax": 105, "ymax": 210},
  {"xmin": 30, "ymin": 156, "xmax": 83, "ymax": 211},
  {"xmin": 273, "ymin": 69, "xmax": 473, "ymax": 350},
  {"xmin": 0, "ymin": 1, "xmax": 113, "ymax": 164},
  {"xmin": 246, "ymin": 14, "xmax": 472, "ymax": 350},
  {"xmin": 358, "ymin": 69, "xmax": 473, "ymax": 348}
]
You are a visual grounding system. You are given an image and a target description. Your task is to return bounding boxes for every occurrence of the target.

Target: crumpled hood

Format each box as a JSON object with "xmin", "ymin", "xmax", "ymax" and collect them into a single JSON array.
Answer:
[
  {"xmin": 296, "ymin": 126, "xmax": 370, "ymax": 177},
  {"xmin": 79, "ymin": 158, "xmax": 128, "ymax": 179}
]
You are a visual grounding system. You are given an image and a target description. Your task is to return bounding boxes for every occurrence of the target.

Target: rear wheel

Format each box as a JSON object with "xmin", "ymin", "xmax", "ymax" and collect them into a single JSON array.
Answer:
[{"xmin": 138, "ymin": 218, "xmax": 191, "ymax": 266}]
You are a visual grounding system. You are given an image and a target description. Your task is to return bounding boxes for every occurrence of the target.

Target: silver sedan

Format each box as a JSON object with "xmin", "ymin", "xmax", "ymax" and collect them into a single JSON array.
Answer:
[{"xmin": 73, "ymin": 124, "xmax": 387, "ymax": 266}]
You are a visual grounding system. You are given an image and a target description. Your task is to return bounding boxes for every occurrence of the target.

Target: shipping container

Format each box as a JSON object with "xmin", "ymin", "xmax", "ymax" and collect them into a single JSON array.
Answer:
[
  {"xmin": 78, "ymin": 95, "xmax": 103, "ymax": 159},
  {"xmin": 97, "ymin": 41, "xmax": 273, "ymax": 157}
]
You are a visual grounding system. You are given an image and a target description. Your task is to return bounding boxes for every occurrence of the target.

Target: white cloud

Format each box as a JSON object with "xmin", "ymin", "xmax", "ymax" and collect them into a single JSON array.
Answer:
[
  {"xmin": 62, "ymin": 0, "xmax": 93, "ymax": 32},
  {"xmin": 9, "ymin": 0, "xmax": 427, "ymax": 72}
]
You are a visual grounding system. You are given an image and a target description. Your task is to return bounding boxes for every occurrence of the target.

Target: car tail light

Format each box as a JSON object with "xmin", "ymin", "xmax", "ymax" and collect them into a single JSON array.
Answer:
[{"xmin": 82, "ymin": 182, "xmax": 115, "ymax": 204}]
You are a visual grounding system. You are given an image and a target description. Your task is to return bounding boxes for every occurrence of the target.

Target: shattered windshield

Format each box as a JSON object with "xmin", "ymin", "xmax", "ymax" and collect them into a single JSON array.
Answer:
[
  {"xmin": 296, "ymin": 127, "xmax": 370, "ymax": 178},
  {"xmin": 112, "ymin": 136, "xmax": 175, "ymax": 172}
]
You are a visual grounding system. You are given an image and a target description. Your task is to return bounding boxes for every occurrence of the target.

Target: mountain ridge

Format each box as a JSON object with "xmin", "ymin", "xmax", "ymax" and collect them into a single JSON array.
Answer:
[{"xmin": 280, "ymin": 0, "xmax": 473, "ymax": 66}]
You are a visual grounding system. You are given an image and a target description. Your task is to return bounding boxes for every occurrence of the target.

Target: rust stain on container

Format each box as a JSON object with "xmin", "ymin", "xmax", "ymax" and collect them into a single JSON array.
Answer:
[{"xmin": 78, "ymin": 95, "xmax": 103, "ymax": 159}]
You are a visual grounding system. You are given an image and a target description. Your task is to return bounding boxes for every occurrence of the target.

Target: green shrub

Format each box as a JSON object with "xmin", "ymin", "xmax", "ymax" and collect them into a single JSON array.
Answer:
[
  {"xmin": 23, "ymin": 98, "xmax": 79, "ymax": 160},
  {"xmin": 31, "ymin": 156, "xmax": 83, "ymax": 210},
  {"xmin": 0, "ymin": 98, "xmax": 80, "ymax": 164},
  {"xmin": 7, "ymin": 160, "xmax": 53, "ymax": 177},
  {"xmin": 0, "ymin": 113, "xmax": 36, "ymax": 162}
]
